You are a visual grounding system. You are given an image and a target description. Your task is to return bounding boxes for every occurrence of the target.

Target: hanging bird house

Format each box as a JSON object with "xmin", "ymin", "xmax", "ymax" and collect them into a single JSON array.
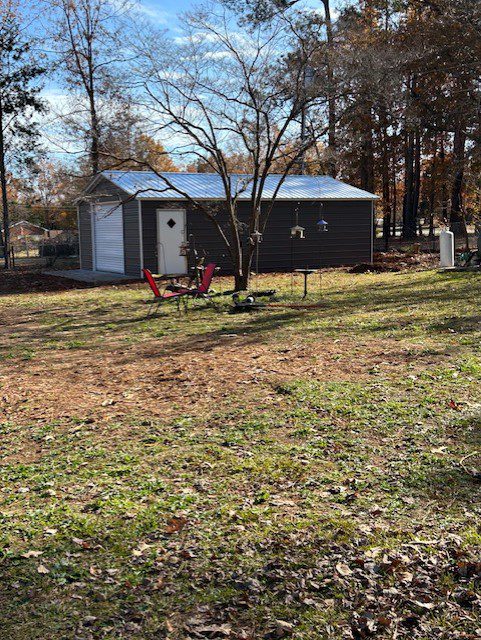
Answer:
[
  {"xmin": 179, "ymin": 241, "xmax": 190, "ymax": 256},
  {"xmin": 250, "ymin": 230, "xmax": 263, "ymax": 245},
  {"xmin": 291, "ymin": 224, "xmax": 305, "ymax": 239},
  {"xmin": 317, "ymin": 218, "xmax": 329, "ymax": 233}
]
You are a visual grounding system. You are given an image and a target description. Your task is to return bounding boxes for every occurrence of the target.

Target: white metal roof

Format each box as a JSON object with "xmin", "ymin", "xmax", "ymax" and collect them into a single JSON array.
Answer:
[
  {"xmin": 10, "ymin": 220, "xmax": 48, "ymax": 230},
  {"xmin": 96, "ymin": 171, "xmax": 378, "ymax": 201}
]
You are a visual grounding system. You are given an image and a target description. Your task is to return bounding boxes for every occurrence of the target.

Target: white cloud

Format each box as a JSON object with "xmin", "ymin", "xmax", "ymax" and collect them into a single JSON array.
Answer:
[
  {"xmin": 130, "ymin": 1, "xmax": 171, "ymax": 24},
  {"xmin": 108, "ymin": 0, "xmax": 172, "ymax": 25},
  {"xmin": 41, "ymin": 89, "xmax": 72, "ymax": 113},
  {"xmin": 204, "ymin": 50, "xmax": 232, "ymax": 60}
]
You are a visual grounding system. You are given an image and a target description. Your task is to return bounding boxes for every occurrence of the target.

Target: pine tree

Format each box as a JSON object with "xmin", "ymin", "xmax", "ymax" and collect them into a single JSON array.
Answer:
[{"xmin": 0, "ymin": 0, "xmax": 45, "ymax": 268}]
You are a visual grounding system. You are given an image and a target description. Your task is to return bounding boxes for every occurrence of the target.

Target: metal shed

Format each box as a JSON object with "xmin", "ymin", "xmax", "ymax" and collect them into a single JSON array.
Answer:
[{"xmin": 78, "ymin": 171, "xmax": 378, "ymax": 277}]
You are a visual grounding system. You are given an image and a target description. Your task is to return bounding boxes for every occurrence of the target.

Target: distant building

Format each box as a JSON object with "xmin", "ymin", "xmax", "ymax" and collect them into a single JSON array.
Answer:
[{"xmin": 10, "ymin": 220, "xmax": 49, "ymax": 242}]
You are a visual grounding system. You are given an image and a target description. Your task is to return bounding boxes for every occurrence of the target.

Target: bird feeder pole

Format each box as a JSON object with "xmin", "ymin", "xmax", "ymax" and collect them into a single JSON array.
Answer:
[
  {"xmin": 290, "ymin": 202, "xmax": 305, "ymax": 295},
  {"xmin": 317, "ymin": 208, "xmax": 329, "ymax": 297}
]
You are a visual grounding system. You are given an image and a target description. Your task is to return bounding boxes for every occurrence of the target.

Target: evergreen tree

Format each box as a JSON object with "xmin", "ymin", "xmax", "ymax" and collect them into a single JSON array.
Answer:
[{"xmin": 0, "ymin": 0, "xmax": 45, "ymax": 268}]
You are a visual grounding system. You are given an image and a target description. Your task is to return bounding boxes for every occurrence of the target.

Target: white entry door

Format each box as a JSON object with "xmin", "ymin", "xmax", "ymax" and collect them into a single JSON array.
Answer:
[
  {"xmin": 156, "ymin": 209, "xmax": 187, "ymax": 275},
  {"xmin": 93, "ymin": 203, "xmax": 125, "ymax": 273}
]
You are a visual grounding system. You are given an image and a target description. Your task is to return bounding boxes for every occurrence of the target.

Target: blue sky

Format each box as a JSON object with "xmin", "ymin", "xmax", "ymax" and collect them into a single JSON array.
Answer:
[
  {"xmin": 132, "ymin": 0, "xmax": 342, "ymax": 32},
  {"xmin": 38, "ymin": 0, "xmax": 343, "ymax": 159},
  {"xmin": 140, "ymin": 0, "xmax": 198, "ymax": 23}
]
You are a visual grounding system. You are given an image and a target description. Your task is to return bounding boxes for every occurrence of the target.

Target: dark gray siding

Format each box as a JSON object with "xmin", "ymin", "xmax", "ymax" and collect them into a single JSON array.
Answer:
[
  {"xmin": 257, "ymin": 200, "xmax": 373, "ymax": 271},
  {"xmin": 186, "ymin": 202, "xmax": 233, "ymax": 272},
  {"xmin": 141, "ymin": 201, "xmax": 159, "ymax": 271},
  {"xmin": 123, "ymin": 200, "xmax": 140, "ymax": 276},
  {"xmin": 79, "ymin": 177, "xmax": 141, "ymax": 275},
  {"xmin": 140, "ymin": 199, "xmax": 372, "ymax": 274},
  {"xmin": 78, "ymin": 202, "xmax": 92, "ymax": 269},
  {"xmin": 88, "ymin": 177, "xmax": 128, "ymax": 201}
]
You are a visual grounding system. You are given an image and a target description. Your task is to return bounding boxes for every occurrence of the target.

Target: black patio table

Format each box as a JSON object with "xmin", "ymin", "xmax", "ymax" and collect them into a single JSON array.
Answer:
[{"xmin": 294, "ymin": 268, "xmax": 318, "ymax": 298}]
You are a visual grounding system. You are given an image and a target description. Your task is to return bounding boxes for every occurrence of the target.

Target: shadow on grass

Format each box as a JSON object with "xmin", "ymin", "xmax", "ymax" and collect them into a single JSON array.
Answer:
[
  {"xmin": 406, "ymin": 464, "xmax": 481, "ymax": 503},
  {"xmin": 3, "ymin": 270, "xmax": 481, "ymax": 361},
  {"xmin": 429, "ymin": 315, "xmax": 481, "ymax": 334}
]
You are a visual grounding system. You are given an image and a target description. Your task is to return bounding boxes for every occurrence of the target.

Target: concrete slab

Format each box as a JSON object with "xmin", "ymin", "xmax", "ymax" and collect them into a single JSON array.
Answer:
[
  {"xmin": 43, "ymin": 269, "xmax": 138, "ymax": 283},
  {"xmin": 439, "ymin": 266, "xmax": 481, "ymax": 273}
]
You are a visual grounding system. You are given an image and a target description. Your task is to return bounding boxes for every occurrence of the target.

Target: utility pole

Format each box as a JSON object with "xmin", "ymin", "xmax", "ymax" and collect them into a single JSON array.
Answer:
[
  {"xmin": 300, "ymin": 106, "xmax": 306, "ymax": 175},
  {"xmin": 299, "ymin": 66, "xmax": 315, "ymax": 175}
]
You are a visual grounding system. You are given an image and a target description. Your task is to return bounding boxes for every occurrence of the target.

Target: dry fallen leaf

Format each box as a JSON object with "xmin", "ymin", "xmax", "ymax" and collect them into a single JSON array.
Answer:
[
  {"xmin": 22, "ymin": 550, "xmax": 43, "ymax": 558},
  {"xmin": 196, "ymin": 624, "xmax": 232, "ymax": 637},
  {"xmin": 72, "ymin": 537, "xmax": 91, "ymax": 549},
  {"xmin": 411, "ymin": 600, "xmax": 436, "ymax": 611},
  {"xmin": 37, "ymin": 564, "xmax": 49, "ymax": 574},
  {"xmin": 336, "ymin": 562, "xmax": 353, "ymax": 577},
  {"xmin": 153, "ymin": 576, "xmax": 165, "ymax": 590},
  {"xmin": 274, "ymin": 620, "xmax": 294, "ymax": 637},
  {"xmin": 165, "ymin": 516, "xmax": 188, "ymax": 534}
]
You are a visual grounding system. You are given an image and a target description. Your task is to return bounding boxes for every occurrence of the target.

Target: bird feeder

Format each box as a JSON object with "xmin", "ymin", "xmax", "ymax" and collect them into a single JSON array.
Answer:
[
  {"xmin": 317, "ymin": 218, "xmax": 329, "ymax": 233},
  {"xmin": 290, "ymin": 224, "xmax": 305, "ymax": 239},
  {"xmin": 291, "ymin": 203, "xmax": 305, "ymax": 239}
]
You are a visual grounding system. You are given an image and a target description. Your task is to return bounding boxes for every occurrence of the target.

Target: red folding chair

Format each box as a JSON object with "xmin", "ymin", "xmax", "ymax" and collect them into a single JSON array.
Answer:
[
  {"xmin": 143, "ymin": 263, "xmax": 217, "ymax": 316},
  {"xmin": 194, "ymin": 262, "xmax": 217, "ymax": 298}
]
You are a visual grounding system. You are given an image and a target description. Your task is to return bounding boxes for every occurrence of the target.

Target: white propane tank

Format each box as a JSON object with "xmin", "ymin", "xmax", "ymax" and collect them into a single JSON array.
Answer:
[{"xmin": 440, "ymin": 229, "xmax": 455, "ymax": 268}]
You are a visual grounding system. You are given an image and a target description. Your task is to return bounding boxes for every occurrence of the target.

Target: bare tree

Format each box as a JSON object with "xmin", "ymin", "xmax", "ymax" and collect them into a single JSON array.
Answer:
[
  {"xmin": 221, "ymin": 0, "xmax": 338, "ymax": 176},
  {"xmin": 320, "ymin": 0, "xmax": 336, "ymax": 177},
  {"xmin": 117, "ymin": 4, "xmax": 327, "ymax": 289},
  {"xmin": 50, "ymin": 0, "xmax": 131, "ymax": 176}
]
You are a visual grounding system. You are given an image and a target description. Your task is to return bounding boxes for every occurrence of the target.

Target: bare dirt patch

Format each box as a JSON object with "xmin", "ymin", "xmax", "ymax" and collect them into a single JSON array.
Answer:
[
  {"xmin": 0, "ymin": 268, "xmax": 95, "ymax": 295},
  {"xmin": 0, "ymin": 267, "xmax": 141, "ymax": 295},
  {"xmin": 350, "ymin": 250, "xmax": 439, "ymax": 273},
  {"xmin": 1, "ymin": 318, "xmax": 442, "ymax": 433}
]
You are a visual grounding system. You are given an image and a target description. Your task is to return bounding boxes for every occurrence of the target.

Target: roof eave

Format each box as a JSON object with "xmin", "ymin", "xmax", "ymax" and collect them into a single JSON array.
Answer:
[
  {"xmin": 83, "ymin": 172, "xmax": 106, "ymax": 195},
  {"xmin": 136, "ymin": 196, "xmax": 379, "ymax": 201}
]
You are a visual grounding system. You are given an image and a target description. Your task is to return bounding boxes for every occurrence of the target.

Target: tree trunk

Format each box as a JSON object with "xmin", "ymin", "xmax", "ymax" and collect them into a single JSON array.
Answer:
[
  {"xmin": 413, "ymin": 127, "xmax": 421, "ymax": 233},
  {"xmin": 450, "ymin": 124, "xmax": 467, "ymax": 238},
  {"xmin": 402, "ymin": 129, "xmax": 415, "ymax": 238},
  {"xmin": 322, "ymin": 0, "xmax": 337, "ymax": 177},
  {"xmin": 299, "ymin": 107, "xmax": 306, "ymax": 174},
  {"xmin": 428, "ymin": 139, "xmax": 437, "ymax": 238},
  {"xmin": 359, "ymin": 104, "xmax": 375, "ymax": 194},
  {"xmin": 380, "ymin": 105, "xmax": 391, "ymax": 250},
  {"xmin": 391, "ymin": 154, "xmax": 397, "ymax": 237},
  {"xmin": 88, "ymin": 89, "xmax": 100, "ymax": 175},
  {"xmin": 225, "ymin": 200, "xmax": 251, "ymax": 291},
  {"xmin": 236, "ymin": 233, "xmax": 257, "ymax": 291},
  {"xmin": 440, "ymin": 137, "xmax": 448, "ymax": 224},
  {"xmin": 382, "ymin": 170, "xmax": 391, "ymax": 250},
  {"xmin": 87, "ymin": 31, "xmax": 100, "ymax": 175},
  {"xmin": 0, "ymin": 97, "xmax": 11, "ymax": 269},
  {"xmin": 235, "ymin": 272, "xmax": 249, "ymax": 290},
  {"xmin": 236, "ymin": 247, "xmax": 254, "ymax": 290},
  {"xmin": 402, "ymin": 75, "xmax": 418, "ymax": 240}
]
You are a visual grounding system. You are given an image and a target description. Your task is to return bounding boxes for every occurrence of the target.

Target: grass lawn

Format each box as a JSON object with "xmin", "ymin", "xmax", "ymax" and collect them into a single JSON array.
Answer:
[{"xmin": 0, "ymin": 268, "xmax": 480, "ymax": 639}]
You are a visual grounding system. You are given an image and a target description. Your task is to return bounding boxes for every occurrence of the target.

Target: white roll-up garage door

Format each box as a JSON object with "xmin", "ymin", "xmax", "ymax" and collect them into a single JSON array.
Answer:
[{"xmin": 93, "ymin": 203, "xmax": 125, "ymax": 273}]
